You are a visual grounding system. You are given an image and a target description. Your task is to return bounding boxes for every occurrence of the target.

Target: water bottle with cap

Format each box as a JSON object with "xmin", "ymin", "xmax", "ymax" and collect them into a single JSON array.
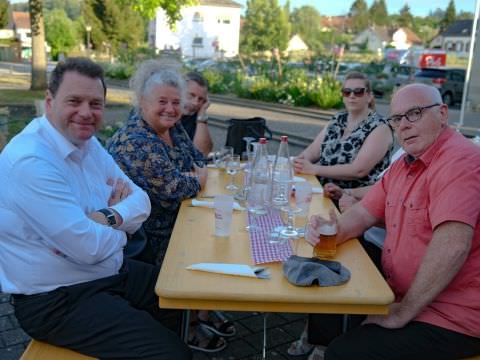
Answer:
[
  {"xmin": 271, "ymin": 135, "xmax": 293, "ymax": 208},
  {"xmin": 248, "ymin": 138, "xmax": 271, "ymax": 215}
]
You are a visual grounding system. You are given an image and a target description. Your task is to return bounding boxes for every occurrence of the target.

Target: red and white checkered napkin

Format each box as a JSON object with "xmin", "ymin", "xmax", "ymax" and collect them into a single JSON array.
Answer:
[{"xmin": 248, "ymin": 210, "xmax": 293, "ymax": 264}]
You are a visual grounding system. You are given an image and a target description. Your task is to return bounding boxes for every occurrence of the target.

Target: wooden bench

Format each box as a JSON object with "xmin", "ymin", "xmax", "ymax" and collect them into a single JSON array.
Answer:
[
  {"xmin": 21, "ymin": 340, "xmax": 96, "ymax": 360},
  {"xmin": 20, "ymin": 339, "xmax": 480, "ymax": 359}
]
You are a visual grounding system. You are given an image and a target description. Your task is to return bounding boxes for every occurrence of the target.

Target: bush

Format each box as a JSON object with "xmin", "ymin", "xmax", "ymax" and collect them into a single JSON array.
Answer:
[{"xmin": 104, "ymin": 63, "xmax": 134, "ymax": 80}]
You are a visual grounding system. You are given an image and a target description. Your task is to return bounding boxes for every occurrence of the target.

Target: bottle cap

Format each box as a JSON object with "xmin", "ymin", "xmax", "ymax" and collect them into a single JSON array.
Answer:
[
  {"xmin": 281, "ymin": 136, "xmax": 288, "ymax": 142},
  {"xmin": 259, "ymin": 138, "xmax": 267, "ymax": 144}
]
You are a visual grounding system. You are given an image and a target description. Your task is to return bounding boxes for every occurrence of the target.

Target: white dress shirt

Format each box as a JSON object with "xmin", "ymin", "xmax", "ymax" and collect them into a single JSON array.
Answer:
[{"xmin": 0, "ymin": 116, "xmax": 151, "ymax": 294}]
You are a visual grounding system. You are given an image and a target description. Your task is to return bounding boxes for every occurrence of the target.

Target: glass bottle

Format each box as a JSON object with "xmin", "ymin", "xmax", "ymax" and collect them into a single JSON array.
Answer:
[{"xmin": 271, "ymin": 136, "xmax": 293, "ymax": 208}]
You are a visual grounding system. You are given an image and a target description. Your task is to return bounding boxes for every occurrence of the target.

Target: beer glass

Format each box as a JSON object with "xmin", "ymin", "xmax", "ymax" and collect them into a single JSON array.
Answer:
[{"xmin": 313, "ymin": 223, "xmax": 337, "ymax": 259}]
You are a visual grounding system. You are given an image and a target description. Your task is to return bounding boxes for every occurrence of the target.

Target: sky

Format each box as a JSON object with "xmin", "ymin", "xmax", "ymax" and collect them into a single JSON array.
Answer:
[{"xmin": 235, "ymin": 0, "xmax": 477, "ymax": 17}]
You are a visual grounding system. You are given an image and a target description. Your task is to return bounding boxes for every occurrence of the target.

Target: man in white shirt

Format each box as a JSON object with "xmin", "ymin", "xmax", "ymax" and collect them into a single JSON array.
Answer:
[{"xmin": 0, "ymin": 58, "xmax": 191, "ymax": 359}]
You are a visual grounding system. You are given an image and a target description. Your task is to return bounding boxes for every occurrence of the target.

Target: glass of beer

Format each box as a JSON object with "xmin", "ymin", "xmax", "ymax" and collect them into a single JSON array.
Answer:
[{"xmin": 313, "ymin": 223, "xmax": 337, "ymax": 259}]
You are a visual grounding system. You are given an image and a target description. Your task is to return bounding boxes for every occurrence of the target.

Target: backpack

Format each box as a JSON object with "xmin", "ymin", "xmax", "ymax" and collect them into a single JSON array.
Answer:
[{"xmin": 225, "ymin": 117, "xmax": 273, "ymax": 155}]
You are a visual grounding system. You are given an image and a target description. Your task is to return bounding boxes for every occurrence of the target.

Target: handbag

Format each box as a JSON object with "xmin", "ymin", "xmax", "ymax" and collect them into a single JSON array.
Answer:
[{"xmin": 225, "ymin": 117, "xmax": 273, "ymax": 155}]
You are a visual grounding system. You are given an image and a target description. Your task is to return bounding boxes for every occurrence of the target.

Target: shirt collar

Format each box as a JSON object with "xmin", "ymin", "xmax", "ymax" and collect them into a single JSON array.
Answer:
[
  {"xmin": 40, "ymin": 116, "xmax": 91, "ymax": 162},
  {"xmin": 403, "ymin": 127, "xmax": 453, "ymax": 167}
]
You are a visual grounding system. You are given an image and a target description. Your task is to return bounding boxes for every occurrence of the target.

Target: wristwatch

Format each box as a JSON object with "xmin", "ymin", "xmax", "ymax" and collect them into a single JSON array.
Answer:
[
  {"xmin": 98, "ymin": 208, "xmax": 117, "ymax": 226},
  {"xmin": 197, "ymin": 114, "xmax": 208, "ymax": 123}
]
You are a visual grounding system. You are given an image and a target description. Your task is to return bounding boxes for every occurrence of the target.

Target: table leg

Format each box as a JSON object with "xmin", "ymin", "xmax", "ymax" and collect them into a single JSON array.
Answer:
[
  {"xmin": 262, "ymin": 313, "xmax": 268, "ymax": 360},
  {"xmin": 342, "ymin": 314, "xmax": 349, "ymax": 333},
  {"xmin": 181, "ymin": 310, "xmax": 191, "ymax": 343}
]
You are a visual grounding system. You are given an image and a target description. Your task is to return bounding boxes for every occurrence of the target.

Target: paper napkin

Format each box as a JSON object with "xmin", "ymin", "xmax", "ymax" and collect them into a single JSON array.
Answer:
[
  {"xmin": 191, "ymin": 199, "xmax": 245, "ymax": 211},
  {"xmin": 187, "ymin": 263, "xmax": 271, "ymax": 279}
]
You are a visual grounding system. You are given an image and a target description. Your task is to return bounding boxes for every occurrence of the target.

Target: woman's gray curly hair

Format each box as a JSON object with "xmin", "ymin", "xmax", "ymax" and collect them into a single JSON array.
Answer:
[{"xmin": 130, "ymin": 59, "xmax": 186, "ymax": 111}]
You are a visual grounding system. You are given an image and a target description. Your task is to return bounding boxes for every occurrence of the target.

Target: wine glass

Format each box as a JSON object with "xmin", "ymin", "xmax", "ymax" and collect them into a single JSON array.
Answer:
[
  {"xmin": 214, "ymin": 146, "xmax": 233, "ymax": 169},
  {"xmin": 245, "ymin": 183, "xmax": 267, "ymax": 232},
  {"xmin": 226, "ymin": 155, "xmax": 241, "ymax": 191}
]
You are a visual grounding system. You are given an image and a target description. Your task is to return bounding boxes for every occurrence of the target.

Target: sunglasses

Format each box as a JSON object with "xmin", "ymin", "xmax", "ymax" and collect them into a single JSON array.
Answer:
[{"xmin": 341, "ymin": 87, "xmax": 367, "ymax": 97}]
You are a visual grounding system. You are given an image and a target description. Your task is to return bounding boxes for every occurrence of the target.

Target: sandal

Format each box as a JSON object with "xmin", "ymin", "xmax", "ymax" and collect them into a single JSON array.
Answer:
[
  {"xmin": 188, "ymin": 322, "xmax": 227, "ymax": 353},
  {"xmin": 287, "ymin": 326, "xmax": 314, "ymax": 356},
  {"xmin": 307, "ymin": 346, "xmax": 326, "ymax": 360},
  {"xmin": 198, "ymin": 311, "xmax": 237, "ymax": 337}
]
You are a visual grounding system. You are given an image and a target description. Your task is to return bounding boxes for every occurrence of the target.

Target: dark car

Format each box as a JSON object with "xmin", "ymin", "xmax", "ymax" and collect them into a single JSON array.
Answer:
[{"xmin": 414, "ymin": 68, "xmax": 466, "ymax": 106}]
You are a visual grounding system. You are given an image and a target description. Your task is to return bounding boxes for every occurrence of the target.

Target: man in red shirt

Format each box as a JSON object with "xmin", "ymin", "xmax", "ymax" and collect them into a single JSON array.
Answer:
[{"xmin": 306, "ymin": 83, "xmax": 480, "ymax": 359}]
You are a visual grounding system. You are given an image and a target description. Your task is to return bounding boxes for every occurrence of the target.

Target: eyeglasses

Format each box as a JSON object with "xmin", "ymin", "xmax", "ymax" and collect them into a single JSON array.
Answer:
[
  {"xmin": 341, "ymin": 87, "xmax": 367, "ymax": 97},
  {"xmin": 387, "ymin": 103, "xmax": 441, "ymax": 128}
]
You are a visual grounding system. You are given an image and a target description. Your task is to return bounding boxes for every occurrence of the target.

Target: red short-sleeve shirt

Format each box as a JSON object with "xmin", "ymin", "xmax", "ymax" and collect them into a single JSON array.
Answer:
[{"xmin": 362, "ymin": 128, "xmax": 480, "ymax": 337}]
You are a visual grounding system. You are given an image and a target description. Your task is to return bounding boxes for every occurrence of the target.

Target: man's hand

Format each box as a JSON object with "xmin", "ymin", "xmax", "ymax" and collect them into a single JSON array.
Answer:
[
  {"xmin": 305, "ymin": 209, "xmax": 337, "ymax": 247},
  {"xmin": 107, "ymin": 178, "xmax": 132, "ymax": 206},
  {"xmin": 362, "ymin": 303, "xmax": 411, "ymax": 329},
  {"xmin": 198, "ymin": 97, "xmax": 210, "ymax": 119},
  {"xmin": 323, "ymin": 183, "xmax": 343, "ymax": 201}
]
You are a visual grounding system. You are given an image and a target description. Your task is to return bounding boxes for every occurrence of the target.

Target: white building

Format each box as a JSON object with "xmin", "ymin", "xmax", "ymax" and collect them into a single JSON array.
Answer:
[
  {"xmin": 431, "ymin": 19, "xmax": 476, "ymax": 57},
  {"xmin": 149, "ymin": 0, "xmax": 242, "ymax": 59}
]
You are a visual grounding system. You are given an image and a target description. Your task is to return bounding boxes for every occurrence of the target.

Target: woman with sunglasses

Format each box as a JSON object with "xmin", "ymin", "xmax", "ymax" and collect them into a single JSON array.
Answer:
[
  {"xmin": 293, "ymin": 72, "xmax": 393, "ymax": 196},
  {"xmin": 289, "ymin": 72, "xmax": 393, "ymax": 360}
]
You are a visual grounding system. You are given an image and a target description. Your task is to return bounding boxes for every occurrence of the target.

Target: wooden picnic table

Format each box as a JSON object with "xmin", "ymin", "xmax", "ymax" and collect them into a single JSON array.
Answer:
[{"xmin": 155, "ymin": 168, "xmax": 394, "ymax": 315}]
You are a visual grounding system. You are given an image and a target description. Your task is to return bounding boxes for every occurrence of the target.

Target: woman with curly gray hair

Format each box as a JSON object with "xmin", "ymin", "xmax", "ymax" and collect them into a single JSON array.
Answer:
[
  {"xmin": 107, "ymin": 59, "xmax": 234, "ymax": 353},
  {"xmin": 108, "ymin": 59, "xmax": 207, "ymax": 264}
]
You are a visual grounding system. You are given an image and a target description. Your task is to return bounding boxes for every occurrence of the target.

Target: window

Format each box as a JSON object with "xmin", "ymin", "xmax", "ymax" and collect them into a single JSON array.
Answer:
[
  {"xmin": 456, "ymin": 42, "xmax": 463, "ymax": 52},
  {"xmin": 217, "ymin": 17, "xmax": 231, "ymax": 24},
  {"xmin": 192, "ymin": 37, "xmax": 203, "ymax": 47},
  {"xmin": 193, "ymin": 12, "xmax": 203, "ymax": 22},
  {"xmin": 466, "ymin": 42, "xmax": 470, "ymax": 52}
]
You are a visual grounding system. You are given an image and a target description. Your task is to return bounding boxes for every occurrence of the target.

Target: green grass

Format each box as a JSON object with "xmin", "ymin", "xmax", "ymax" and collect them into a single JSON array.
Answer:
[{"xmin": 0, "ymin": 89, "xmax": 46, "ymax": 105}]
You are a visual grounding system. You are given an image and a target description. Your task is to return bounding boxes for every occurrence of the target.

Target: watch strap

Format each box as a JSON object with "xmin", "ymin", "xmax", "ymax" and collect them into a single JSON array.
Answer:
[{"xmin": 98, "ymin": 208, "xmax": 116, "ymax": 226}]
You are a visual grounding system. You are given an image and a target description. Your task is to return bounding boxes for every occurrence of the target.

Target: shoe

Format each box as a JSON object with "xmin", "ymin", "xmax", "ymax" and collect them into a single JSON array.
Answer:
[
  {"xmin": 187, "ymin": 322, "xmax": 227, "ymax": 353},
  {"xmin": 198, "ymin": 311, "xmax": 237, "ymax": 337},
  {"xmin": 287, "ymin": 327, "xmax": 314, "ymax": 356},
  {"xmin": 307, "ymin": 346, "xmax": 326, "ymax": 360}
]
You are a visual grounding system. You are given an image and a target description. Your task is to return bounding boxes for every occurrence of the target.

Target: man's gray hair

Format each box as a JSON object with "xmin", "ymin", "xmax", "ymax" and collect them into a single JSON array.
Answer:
[
  {"xmin": 396, "ymin": 83, "xmax": 443, "ymax": 104},
  {"xmin": 130, "ymin": 59, "xmax": 186, "ymax": 110}
]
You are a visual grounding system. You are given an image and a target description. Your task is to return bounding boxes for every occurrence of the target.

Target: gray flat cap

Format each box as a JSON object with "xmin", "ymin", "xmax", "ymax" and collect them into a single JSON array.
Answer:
[{"xmin": 283, "ymin": 255, "xmax": 351, "ymax": 287}]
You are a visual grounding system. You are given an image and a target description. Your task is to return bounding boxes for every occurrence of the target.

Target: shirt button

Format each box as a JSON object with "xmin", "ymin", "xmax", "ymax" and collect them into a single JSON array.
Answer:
[
  {"xmin": 393, "ymin": 224, "xmax": 397, "ymax": 228},
  {"xmin": 387, "ymin": 249, "xmax": 391, "ymax": 253}
]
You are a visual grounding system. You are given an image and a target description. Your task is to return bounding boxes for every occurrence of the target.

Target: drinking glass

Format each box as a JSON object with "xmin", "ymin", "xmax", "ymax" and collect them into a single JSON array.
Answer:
[
  {"xmin": 226, "ymin": 155, "xmax": 241, "ymax": 191},
  {"xmin": 214, "ymin": 146, "xmax": 233, "ymax": 169},
  {"xmin": 245, "ymin": 183, "xmax": 267, "ymax": 232}
]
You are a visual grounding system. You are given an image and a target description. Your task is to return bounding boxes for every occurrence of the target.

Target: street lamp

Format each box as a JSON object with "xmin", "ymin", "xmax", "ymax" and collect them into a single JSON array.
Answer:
[{"xmin": 85, "ymin": 25, "xmax": 92, "ymax": 56}]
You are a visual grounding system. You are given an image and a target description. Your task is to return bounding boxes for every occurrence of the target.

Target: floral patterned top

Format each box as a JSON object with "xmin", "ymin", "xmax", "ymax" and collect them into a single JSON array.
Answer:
[
  {"xmin": 317, "ymin": 110, "xmax": 392, "ymax": 189},
  {"xmin": 107, "ymin": 111, "xmax": 205, "ymax": 265}
]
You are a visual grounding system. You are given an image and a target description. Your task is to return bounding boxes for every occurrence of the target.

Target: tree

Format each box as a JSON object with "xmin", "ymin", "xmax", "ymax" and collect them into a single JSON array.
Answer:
[
  {"xmin": 290, "ymin": 6, "xmax": 323, "ymax": 53},
  {"xmin": 82, "ymin": 0, "xmax": 145, "ymax": 55},
  {"xmin": 369, "ymin": 0, "xmax": 388, "ymax": 26},
  {"xmin": 118, "ymin": 0, "xmax": 196, "ymax": 26},
  {"xmin": 45, "ymin": 9, "xmax": 78, "ymax": 59},
  {"xmin": 397, "ymin": 4, "xmax": 414, "ymax": 28},
  {"xmin": 457, "ymin": 11, "xmax": 474, "ymax": 20},
  {"xmin": 0, "ymin": 0, "xmax": 9, "ymax": 29},
  {"xmin": 29, "ymin": 0, "xmax": 47, "ymax": 90},
  {"xmin": 441, "ymin": 0, "xmax": 456, "ymax": 31},
  {"xmin": 240, "ymin": 0, "xmax": 290, "ymax": 54},
  {"xmin": 349, "ymin": 0, "xmax": 369, "ymax": 33},
  {"xmin": 44, "ymin": 0, "xmax": 82, "ymax": 19}
]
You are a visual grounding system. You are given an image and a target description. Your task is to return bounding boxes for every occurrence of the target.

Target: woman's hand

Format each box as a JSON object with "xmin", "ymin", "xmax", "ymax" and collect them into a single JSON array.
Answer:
[
  {"xmin": 323, "ymin": 183, "xmax": 343, "ymax": 201},
  {"xmin": 193, "ymin": 164, "xmax": 208, "ymax": 189},
  {"xmin": 293, "ymin": 155, "xmax": 317, "ymax": 175},
  {"xmin": 339, "ymin": 193, "xmax": 356, "ymax": 213}
]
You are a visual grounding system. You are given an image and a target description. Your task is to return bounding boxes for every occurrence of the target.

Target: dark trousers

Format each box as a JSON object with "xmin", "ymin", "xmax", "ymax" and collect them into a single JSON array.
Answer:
[
  {"xmin": 12, "ymin": 259, "xmax": 191, "ymax": 360},
  {"xmin": 308, "ymin": 238, "xmax": 480, "ymax": 359}
]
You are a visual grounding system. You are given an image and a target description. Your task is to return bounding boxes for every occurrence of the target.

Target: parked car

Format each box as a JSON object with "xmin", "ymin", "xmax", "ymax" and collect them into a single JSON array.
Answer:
[{"xmin": 413, "ymin": 67, "xmax": 465, "ymax": 106}]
